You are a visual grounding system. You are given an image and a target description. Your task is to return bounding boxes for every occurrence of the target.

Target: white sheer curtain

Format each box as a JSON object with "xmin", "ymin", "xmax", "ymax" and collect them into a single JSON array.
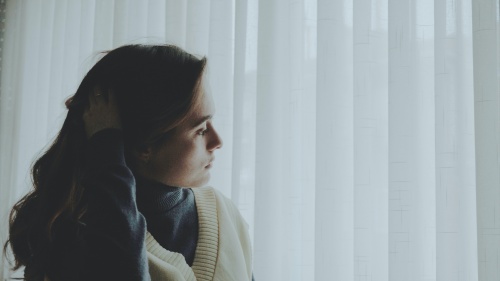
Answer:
[{"xmin": 1, "ymin": 0, "xmax": 499, "ymax": 280}]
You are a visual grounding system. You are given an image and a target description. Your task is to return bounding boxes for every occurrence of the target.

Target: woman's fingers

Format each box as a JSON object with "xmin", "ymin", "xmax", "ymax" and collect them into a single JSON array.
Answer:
[
  {"xmin": 89, "ymin": 86, "xmax": 102, "ymax": 107},
  {"xmin": 83, "ymin": 86, "xmax": 122, "ymax": 139}
]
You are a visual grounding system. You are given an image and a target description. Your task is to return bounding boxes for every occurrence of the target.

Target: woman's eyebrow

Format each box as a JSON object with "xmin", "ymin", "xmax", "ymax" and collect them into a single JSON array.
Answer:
[{"xmin": 192, "ymin": 115, "xmax": 212, "ymax": 128}]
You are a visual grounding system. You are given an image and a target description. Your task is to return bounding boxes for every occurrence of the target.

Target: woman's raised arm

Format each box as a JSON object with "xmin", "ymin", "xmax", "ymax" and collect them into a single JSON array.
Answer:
[{"xmin": 49, "ymin": 88, "xmax": 151, "ymax": 280}]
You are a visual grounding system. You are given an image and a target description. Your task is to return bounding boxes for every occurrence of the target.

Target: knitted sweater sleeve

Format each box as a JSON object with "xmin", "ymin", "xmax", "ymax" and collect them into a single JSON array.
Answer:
[{"xmin": 68, "ymin": 129, "xmax": 150, "ymax": 281}]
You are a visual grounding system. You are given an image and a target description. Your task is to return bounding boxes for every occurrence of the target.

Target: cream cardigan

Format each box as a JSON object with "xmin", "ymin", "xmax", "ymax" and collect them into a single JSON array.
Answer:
[{"xmin": 146, "ymin": 186, "xmax": 253, "ymax": 281}]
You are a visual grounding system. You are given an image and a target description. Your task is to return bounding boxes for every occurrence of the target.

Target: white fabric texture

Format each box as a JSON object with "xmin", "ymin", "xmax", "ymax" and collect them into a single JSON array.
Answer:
[{"xmin": 0, "ymin": 0, "xmax": 499, "ymax": 280}]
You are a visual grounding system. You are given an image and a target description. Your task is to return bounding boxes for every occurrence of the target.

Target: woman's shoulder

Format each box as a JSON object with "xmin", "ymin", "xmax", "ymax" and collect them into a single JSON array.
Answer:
[
  {"xmin": 192, "ymin": 187, "xmax": 253, "ymax": 280},
  {"xmin": 191, "ymin": 186, "xmax": 235, "ymax": 211},
  {"xmin": 192, "ymin": 186, "xmax": 248, "ymax": 229}
]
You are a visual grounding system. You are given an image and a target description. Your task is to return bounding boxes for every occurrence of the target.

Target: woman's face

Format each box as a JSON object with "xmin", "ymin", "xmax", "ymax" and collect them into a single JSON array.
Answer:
[{"xmin": 140, "ymin": 89, "xmax": 223, "ymax": 187}]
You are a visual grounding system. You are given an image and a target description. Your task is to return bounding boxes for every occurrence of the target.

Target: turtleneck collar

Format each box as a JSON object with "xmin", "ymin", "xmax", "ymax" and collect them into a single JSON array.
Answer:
[{"xmin": 134, "ymin": 175, "xmax": 186, "ymax": 214}]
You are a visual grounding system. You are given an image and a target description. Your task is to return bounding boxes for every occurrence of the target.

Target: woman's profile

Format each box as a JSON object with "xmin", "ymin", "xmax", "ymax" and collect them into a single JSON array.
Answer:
[{"xmin": 4, "ymin": 44, "xmax": 253, "ymax": 281}]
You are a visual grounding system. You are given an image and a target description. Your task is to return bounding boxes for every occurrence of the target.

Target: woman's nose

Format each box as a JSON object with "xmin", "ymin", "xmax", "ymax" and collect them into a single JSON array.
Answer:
[{"xmin": 208, "ymin": 125, "xmax": 223, "ymax": 151}]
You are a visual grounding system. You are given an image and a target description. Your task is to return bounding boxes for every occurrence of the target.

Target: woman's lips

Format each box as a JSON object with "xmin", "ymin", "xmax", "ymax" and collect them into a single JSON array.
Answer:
[{"xmin": 205, "ymin": 157, "xmax": 215, "ymax": 168}]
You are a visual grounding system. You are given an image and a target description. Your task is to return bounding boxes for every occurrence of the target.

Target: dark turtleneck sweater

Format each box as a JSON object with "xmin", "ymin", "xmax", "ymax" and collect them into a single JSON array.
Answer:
[{"xmin": 134, "ymin": 176, "xmax": 198, "ymax": 266}]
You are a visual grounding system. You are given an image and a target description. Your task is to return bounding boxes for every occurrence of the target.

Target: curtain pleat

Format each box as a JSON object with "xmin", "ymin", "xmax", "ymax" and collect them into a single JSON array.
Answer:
[
  {"xmin": 232, "ymin": 0, "xmax": 258, "ymax": 247},
  {"xmin": 436, "ymin": 0, "xmax": 478, "ymax": 279},
  {"xmin": 473, "ymin": 0, "xmax": 500, "ymax": 280},
  {"xmin": 316, "ymin": 1, "xmax": 354, "ymax": 280},
  {"xmin": 389, "ymin": 0, "xmax": 437, "ymax": 278},
  {"xmin": 205, "ymin": 0, "xmax": 235, "ymax": 197},
  {"xmin": 254, "ymin": 1, "xmax": 290, "ymax": 278},
  {"xmin": 355, "ymin": 0, "xmax": 389, "ymax": 278}
]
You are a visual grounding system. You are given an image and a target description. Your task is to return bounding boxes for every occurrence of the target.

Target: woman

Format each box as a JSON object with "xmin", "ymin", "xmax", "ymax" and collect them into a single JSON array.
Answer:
[{"xmin": 4, "ymin": 44, "xmax": 253, "ymax": 281}]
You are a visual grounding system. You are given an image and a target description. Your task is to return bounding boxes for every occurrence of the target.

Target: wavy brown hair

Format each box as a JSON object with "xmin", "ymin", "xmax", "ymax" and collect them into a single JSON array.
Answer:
[{"xmin": 4, "ymin": 44, "xmax": 206, "ymax": 280}]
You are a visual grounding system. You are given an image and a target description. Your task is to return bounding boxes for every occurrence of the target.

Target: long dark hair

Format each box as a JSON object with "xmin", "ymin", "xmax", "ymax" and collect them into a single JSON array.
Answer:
[{"xmin": 4, "ymin": 44, "xmax": 207, "ymax": 280}]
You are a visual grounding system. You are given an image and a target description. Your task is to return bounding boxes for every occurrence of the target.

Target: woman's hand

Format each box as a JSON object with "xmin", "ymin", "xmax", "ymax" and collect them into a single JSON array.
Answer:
[{"xmin": 83, "ymin": 87, "xmax": 122, "ymax": 139}]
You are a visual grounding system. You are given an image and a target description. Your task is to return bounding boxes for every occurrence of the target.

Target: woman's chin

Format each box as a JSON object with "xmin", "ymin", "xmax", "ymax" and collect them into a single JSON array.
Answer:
[{"xmin": 186, "ymin": 173, "xmax": 210, "ymax": 188}]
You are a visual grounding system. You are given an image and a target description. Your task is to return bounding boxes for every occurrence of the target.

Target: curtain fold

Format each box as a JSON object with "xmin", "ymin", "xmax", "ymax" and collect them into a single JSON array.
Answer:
[
  {"xmin": 316, "ymin": 1, "xmax": 354, "ymax": 279},
  {"xmin": 473, "ymin": 0, "xmax": 500, "ymax": 280},
  {"xmin": 1, "ymin": 0, "xmax": 499, "ymax": 280},
  {"xmin": 389, "ymin": 0, "xmax": 435, "ymax": 279},
  {"xmin": 436, "ymin": 0, "xmax": 478, "ymax": 279}
]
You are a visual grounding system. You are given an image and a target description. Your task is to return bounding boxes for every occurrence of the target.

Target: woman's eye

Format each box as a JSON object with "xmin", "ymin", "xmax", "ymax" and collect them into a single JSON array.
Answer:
[{"xmin": 197, "ymin": 128, "xmax": 208, "ymax": 136}]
